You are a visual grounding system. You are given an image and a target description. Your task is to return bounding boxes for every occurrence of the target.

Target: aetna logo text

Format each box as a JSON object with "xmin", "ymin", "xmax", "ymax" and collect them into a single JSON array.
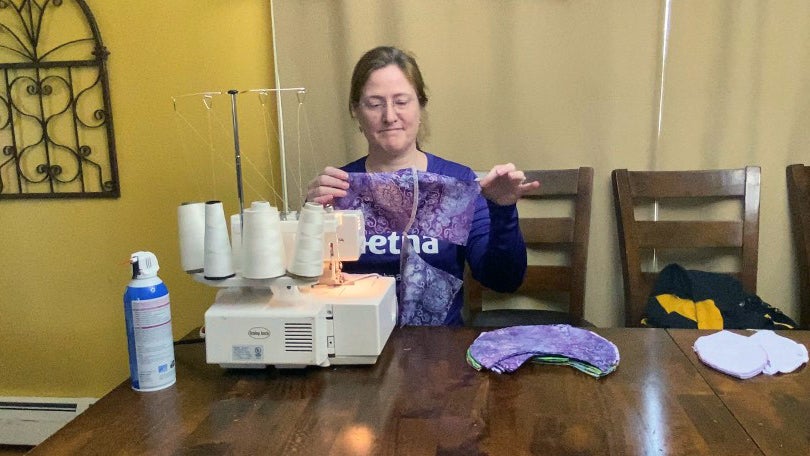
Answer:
[{"xmin": 363, "ymin": 233, "xmax": 439, "ymax": 255}]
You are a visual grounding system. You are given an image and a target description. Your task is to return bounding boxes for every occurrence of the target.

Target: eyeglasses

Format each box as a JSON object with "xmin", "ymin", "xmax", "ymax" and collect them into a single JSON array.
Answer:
[{"xmin": 360, "ymin": 96, "xmax": 415, "ymax": 112}]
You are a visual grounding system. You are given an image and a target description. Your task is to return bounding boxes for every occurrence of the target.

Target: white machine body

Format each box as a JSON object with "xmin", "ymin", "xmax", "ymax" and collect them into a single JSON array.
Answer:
[
  {"xmin": 204, "ymin": 275, "xmax": 397, "ymax": 368},
  {"xmin": 196, "ymin": 209, "xmax": 399, "ymax": 369}
]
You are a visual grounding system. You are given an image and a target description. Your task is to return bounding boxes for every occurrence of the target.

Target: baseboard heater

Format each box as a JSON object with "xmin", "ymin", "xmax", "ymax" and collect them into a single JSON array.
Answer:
[{"xmin": 0, "ymin": 397, "xmax": 96, "ymax": 446}]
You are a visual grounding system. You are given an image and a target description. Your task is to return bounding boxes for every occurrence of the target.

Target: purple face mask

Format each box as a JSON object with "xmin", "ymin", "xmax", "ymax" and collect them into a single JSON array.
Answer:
[
  {"xmin": 467, "ymin": 325, "xmax": 621, "ymax": 377},
  {"xmin": 333, "ymin": 168, "xmax": 480, "ymax": 326},
  {"xmin": 333, "ymin": 169, "xmax": 480, "ymax": 246}
]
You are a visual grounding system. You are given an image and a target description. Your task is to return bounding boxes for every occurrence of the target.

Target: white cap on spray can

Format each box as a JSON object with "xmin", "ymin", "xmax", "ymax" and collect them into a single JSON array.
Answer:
[{"xmin": 130, "ymin": 251, "xmax": 159, "ymax": 280}]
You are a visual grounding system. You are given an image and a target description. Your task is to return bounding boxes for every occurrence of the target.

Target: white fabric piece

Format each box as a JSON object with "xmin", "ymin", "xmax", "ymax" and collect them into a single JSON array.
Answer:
[
  {"xmin": 749, "ymin": 330, "xmax": 809, "ymax": 375},
  {"xmin": 693, "ymin": 331, "xmax": 768, "ymax": 379}
]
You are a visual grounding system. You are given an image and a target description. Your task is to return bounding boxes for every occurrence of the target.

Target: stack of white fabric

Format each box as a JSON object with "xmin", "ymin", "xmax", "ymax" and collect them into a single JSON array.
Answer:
[{"xmin": 693, "ymin": 330, "xmax": 809, "ymax": 379}]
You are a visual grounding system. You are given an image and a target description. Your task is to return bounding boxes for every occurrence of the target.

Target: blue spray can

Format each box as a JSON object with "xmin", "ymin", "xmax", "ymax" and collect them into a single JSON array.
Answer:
[{"xmin": 123, "ymin": 251, "xmax": 176, "ymax": 391}]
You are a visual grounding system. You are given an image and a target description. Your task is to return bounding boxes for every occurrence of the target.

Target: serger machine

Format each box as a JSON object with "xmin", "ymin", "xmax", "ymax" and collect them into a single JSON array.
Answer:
[
  {"xmin": 176, "ymin": 89, "xmax": 396, "ymax": 369},
  {"xmin": 191, "ymin": 208, "xmax": 398, "ymax": 369}
]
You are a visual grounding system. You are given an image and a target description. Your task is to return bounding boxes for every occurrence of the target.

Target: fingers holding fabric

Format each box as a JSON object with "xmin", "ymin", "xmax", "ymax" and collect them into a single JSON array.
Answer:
[{"xmin": 306, "ymin": 166, "xmax": 350, "ymax": 205}]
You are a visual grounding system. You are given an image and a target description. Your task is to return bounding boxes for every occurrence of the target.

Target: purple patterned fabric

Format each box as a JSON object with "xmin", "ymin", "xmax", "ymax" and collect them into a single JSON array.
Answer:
[
  {"xmin": 333, "ymin": 169, "xmax": 480, "ymax": 246},
  {"xmin": 469, "ymin": 325, "xmax": 621, "ymax": 373},
  {"xmin": 398, "ymin": 242, "xmax": 463, "ymax": 326}
]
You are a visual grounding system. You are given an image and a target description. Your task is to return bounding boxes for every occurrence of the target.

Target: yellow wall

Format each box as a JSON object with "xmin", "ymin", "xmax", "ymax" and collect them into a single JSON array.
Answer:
[{"xmin": 0, "ymin": 1, "xmax": 275, "ymax": 397}]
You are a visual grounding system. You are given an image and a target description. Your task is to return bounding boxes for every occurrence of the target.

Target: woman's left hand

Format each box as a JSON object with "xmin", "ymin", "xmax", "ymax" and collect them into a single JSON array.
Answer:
[{"xmin": 479, "ymin": 163, "xmax": 540, "ymax": 206}]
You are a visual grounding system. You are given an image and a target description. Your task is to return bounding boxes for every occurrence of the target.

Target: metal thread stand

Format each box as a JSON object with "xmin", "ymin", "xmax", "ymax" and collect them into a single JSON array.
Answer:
[{"xmin": 225, "ymin": 88, "xmax": 306, "ymax": 220}]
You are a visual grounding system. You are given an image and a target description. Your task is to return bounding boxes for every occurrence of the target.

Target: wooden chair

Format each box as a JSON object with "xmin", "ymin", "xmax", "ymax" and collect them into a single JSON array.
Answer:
[
  {"xmin": 787, "ymin": 164, "xmax": 810, "ymax": 329},
  {"xmin": 612, "ymin": 167, "xmax": 761, "ymax": 327},
  {"xmin": 466, "ymin": 167, "xmax": 593, "ymax": 327}
]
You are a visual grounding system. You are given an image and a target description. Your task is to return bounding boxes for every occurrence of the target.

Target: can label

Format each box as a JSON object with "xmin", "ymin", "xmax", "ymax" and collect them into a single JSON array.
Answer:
[{"xmin": 124, "ymin": 288, "xmax": 176, "ymax": 391}]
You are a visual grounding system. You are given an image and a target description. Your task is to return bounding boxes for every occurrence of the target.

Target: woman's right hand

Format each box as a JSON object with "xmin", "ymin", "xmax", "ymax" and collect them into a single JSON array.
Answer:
[{"xmin": 306, "ymin": 166, "xmax": 350, "ymax": 205}]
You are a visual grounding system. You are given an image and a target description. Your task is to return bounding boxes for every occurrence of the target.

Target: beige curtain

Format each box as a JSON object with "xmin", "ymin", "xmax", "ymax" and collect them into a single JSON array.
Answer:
[{"xmin": 272, "ymin": 0, "xmax": 810, "ymax": 326}]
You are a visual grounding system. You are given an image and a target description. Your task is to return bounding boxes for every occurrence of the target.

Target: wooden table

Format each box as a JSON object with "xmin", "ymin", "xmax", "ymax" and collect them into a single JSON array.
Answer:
[
  {"xmin": 669, "ymin": 329, "xmax": 810, "ymax": 456},
  {"xmin": 30, "ymin": 327, "xmax": 807, "ymax": 455}
]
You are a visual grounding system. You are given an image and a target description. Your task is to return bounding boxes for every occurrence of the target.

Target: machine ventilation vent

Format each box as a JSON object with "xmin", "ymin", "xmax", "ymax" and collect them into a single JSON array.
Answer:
[{"xmin": 284, "ymin": 322, "xmax": 313, "ymax": 352}]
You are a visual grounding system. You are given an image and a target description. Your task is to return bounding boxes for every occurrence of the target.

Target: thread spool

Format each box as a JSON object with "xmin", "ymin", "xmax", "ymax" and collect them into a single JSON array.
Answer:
[
  {"xmin": 177, "ymin": 202, "xmax": 205, "ymax": 273},
  {"xmin": 242, "ymin": 205, "xmax": 286, "ymax": 279},
  {"xmin": 203, "ymin": 200, "xmax": 235, "ymax": 280},
  {"xmin": 230, "ymin": 214, "xmax": 242, "ymax": 273},
  {"xmin": 251, "ymin": 200, "xmax": 272, "ymax": 211},
  {"xmin": 288, "ymin": 202, "xmax": 325, "ymax": 277}
]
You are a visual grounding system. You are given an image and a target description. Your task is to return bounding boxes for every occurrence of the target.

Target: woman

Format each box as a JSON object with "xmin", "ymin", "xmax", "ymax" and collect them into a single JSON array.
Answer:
[{"xmin": 307, "ymin": 46, "xmax": 539, "ymax": 325}]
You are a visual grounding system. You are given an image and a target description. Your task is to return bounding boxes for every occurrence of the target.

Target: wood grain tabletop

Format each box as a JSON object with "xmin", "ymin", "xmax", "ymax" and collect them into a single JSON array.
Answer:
[{"xmin": 30, "ymin": 327, "xmax": 772, "ymax": 455}]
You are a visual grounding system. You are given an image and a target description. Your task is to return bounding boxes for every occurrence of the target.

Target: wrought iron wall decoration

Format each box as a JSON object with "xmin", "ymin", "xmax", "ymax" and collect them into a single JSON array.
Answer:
[{"xmin": 0, "ymin": 0, "xmax": 118, "ymax": 199}]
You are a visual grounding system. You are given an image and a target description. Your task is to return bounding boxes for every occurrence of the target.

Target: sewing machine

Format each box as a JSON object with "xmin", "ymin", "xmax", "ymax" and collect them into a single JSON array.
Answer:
[{"xmin": 193, "ymin": 209, "xmax": 398, "ymax": 369}]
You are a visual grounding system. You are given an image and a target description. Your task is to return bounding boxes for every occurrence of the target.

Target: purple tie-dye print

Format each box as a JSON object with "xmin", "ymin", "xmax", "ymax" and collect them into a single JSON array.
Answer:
[
  {"xmin": 333, "ymin": 169, "xmax": 480, "ymax": 246},
  {"xmin": 397, "ymin": 241, "xmax": 463, "ymax": 326}
]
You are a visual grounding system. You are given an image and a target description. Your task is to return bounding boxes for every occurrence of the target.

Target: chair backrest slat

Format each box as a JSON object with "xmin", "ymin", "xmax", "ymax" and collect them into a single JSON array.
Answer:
[
  {"xmin": 636, "ymin": 221, "xmax": 743, "ymax": 248},
  {"xmin": 524, "ymin": 169, "xmax": 580, "ymax": 195},
  {"xmin": 628, "ymin": 168, "xmax": 748, "ymax": 198}
]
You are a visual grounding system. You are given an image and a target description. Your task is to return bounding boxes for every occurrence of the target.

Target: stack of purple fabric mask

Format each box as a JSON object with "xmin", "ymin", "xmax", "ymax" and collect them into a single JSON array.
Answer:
[{"xmin": 467, "ymin": 324, "xmax": 621, "ymax": 378}]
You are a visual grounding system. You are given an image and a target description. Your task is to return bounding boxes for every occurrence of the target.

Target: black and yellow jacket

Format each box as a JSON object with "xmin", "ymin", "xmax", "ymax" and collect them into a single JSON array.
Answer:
[{"xmin": 642, "ymin": 263, "xmax": 797, "ymax": 329}]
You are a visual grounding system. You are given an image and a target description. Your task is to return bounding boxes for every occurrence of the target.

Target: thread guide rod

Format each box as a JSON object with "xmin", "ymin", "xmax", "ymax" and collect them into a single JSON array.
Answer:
[{"xmin": 227, "ymin": 89, "xmax": 245, "ymax": 225}]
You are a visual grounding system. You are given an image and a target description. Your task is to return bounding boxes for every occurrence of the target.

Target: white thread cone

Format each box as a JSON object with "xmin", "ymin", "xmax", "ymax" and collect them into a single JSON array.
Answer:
[
  {"xmin": 251, "ymin": 201, "xmax": 272, "ymax": 211},
  {"xmin": 230, "ymin": 214, "xmax": 242, "ymax": 273},
  {"xmin": 178, "ymin": 202, "xmax": 205, "ymax": 272},
  {"xmin": 203, "ymin": 200, "xmax": 235, "ymax": 280},
  {"xmin": 288, "ymin": 202, "xmax": 325, "ymax": 277},
  {"xmin": 242, "ymin": 205, "xmax": 286, "ymax": 279}
]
